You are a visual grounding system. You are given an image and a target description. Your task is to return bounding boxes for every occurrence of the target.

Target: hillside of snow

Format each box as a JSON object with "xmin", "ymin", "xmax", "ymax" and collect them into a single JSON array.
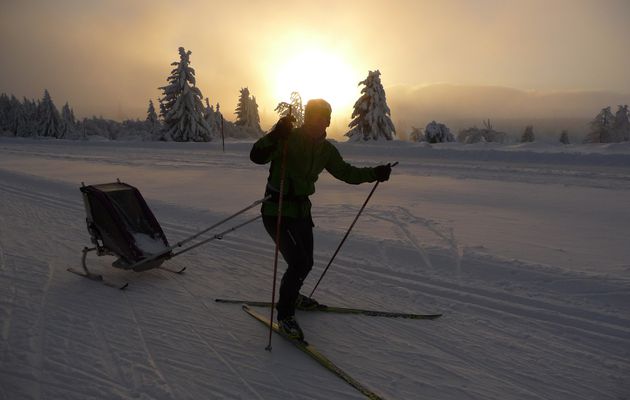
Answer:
[{"xmin": 0, "ymin": 137, "xmax": 629, "ymax": 400}]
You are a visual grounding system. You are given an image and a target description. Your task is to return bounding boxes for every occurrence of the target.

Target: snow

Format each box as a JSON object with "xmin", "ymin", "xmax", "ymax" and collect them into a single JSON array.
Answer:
[
  {"xmin": 132, "ymin": 233, "xmax": 168, "ymax": 256},
  {"xmin": 0, "ymin": 136, "xmax": 629, "ymax": 399}
]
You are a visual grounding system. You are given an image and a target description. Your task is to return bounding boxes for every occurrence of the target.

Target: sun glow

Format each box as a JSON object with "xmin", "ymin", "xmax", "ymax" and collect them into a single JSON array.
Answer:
[{"xmin": 273, "ymin": 49, "xmax": 359, "ymax": 115}]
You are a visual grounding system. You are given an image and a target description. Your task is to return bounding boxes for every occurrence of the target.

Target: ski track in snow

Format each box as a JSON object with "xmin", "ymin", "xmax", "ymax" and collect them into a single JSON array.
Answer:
[{"xmin": 1, "ymin": 140, "xmax": 630, "ymax": 399}]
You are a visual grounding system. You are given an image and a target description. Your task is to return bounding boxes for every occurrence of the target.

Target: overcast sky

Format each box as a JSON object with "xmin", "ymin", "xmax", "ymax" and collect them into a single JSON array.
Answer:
[{"xmin": 1, "ymin": 0, "xmax": 629, "ymax": 136}]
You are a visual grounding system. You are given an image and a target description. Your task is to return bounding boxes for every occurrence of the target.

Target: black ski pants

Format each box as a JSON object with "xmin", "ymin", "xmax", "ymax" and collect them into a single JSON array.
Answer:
[{"xmin": 262, "ymin": 215, "xmax": 314, "ymax": 321}]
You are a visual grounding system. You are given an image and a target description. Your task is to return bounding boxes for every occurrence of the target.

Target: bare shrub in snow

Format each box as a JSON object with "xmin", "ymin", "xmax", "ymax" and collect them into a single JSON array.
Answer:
[{"xmin": 457, "ymin": 119, "xmax": 506, "ymax": 144}]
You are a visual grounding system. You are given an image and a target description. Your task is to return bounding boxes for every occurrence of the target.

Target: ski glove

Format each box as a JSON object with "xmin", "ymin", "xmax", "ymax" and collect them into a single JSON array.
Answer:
[
  {"xmin": 269, "ymin": 115, "xmax": 296, "ymax": 140},
  {"xmin": 374, "ymin": 164, "xmax": 392, "ymax": 182}
]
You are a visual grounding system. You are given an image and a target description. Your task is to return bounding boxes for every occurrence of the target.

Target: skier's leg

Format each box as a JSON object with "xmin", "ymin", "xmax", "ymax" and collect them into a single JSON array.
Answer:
[{"xmin": 263, "ymin": 216, "xmax": 313, "ymax": 320}]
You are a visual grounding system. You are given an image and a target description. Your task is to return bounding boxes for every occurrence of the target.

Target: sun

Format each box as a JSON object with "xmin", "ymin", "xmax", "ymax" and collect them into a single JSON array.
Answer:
[{"xmin": 273, "ymin": 49, "xmax": 359, "ymax": 114}]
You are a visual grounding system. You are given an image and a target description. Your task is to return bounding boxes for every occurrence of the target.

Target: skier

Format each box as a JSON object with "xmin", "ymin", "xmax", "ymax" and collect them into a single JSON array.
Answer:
[{"xmin": 250, "ymin": 99, "xmax": 391, "ymax": 340}]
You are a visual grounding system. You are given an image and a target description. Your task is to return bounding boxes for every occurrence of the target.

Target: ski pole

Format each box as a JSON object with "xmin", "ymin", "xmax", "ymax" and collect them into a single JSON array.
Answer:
[
  {"xmin": 266, "ymin": 106, "xmax": 292, "ymax": 351},
  {"xmin": 309, "ymin": 162, "xmax": 398, "ymax": 298},
  {"xmin": 170, "ymin": 215, "xmax": 261, "ymax": 257},
  {"xmin": 129, "ymin": 195, "xmax": 269, "ymax": 271}
]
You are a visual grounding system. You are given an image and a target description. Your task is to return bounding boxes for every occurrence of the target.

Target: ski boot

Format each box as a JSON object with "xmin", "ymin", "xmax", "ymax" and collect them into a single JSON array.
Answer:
[
  {"xmin": 295, "ymin": 294, "xmax": 320, "ymax": 310},
  {"xmin": 278, "ymin": 316, "xmax": 305, "ymax": 341}
]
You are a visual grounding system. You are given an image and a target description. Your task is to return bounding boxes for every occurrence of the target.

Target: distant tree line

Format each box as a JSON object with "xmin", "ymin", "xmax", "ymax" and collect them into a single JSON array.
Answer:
[{"xmin": 0, "ymin": 46, "xmax": 264, "ymax": 142}]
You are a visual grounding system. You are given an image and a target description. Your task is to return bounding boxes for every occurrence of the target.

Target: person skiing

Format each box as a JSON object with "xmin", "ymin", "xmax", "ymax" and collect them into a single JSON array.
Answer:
[{"xmin": 249, "ymin": 99, "xmax": 391, "ymax": 340}]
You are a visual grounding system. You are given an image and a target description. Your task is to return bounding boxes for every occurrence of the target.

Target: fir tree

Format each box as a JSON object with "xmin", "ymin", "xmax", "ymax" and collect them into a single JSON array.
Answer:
[
  {"xmin": 584, "ymin": 106, "xmax": 614, "ymax": 143},
  {"xmin": 145, "ymin": 99, "xmax": 160, "ymax": 139},
  {"xmin": 22, "ymin": 98, "xmax": 39, "ymax": 137},
  {"xmin": 248, "ymin": 95, "xmax": 261, "ymax": 131},
  {"xmin": 612, "ymin": 105, "xmax": 630, "ymax": 142},
  {"xmin": 146, "ymin": 99, "xmax": 159, "ymax": 124},
  {"xmin": 234, "ymin": 87, "xmax": 262, "ymax": 132},
  {"xmin": 39, "ymin": 89, "xmax": 64, "ymax": 138},
  {"xmin": 204, "ymin": 98, "xmax": 222, "ymax": 135},
  {"xmin": 158, "ymin": 47, "xmax": 212, "ymax": 142},
  {"xmin": 61, "ymin": 102, "xmax": 76, "ymax": 138},
  {"xmin": 521, "ymin": 125, "xmax": 535, "ymax": 143},
  {"xmin": 235, "ymin": 87, "xmax": 250, "ymax": 126},
  {"xmin": 346, "ymin": 70, "xmax": 396, "ymax": 141},
  {"xmin": 559, "ymin": 130, "xmax": 570, "ymax": 144}
]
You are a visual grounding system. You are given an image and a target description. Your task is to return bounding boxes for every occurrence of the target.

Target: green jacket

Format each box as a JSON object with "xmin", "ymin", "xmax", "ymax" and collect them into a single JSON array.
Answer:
[{"xmin": 250, "ymin": 127, "xmax": 378, "ymax": 218}]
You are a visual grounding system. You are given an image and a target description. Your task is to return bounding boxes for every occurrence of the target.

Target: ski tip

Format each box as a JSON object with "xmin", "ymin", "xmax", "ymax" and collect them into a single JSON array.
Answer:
[{"xmin": 119, "ymin": 283, "xmax": 129, "ymax": 290}]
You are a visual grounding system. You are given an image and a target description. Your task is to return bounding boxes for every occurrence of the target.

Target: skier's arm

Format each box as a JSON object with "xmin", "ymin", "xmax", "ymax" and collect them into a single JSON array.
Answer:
[
  {"xmin": 250, "ymin": 117, "xmax": 294, "ymax": 164},
  {"xmin": 250, "ymin": 134, "xmax": 280, "ymax": 164},
  {"xmin": 325, "ymin": 144, "xmax": 377, "ymax": 184}
]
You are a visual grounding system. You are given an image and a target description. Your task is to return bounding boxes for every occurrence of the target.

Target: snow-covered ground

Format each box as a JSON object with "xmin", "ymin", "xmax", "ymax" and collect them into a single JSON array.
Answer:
[{"xmin": 0, "ymin": 137, "xmax": 629, "ymax": 400}]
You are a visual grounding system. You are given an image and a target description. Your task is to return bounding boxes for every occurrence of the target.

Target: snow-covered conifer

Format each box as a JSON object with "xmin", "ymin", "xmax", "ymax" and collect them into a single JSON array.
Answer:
[
  {"xmin": 345, "ymin": 70, "xmax": 396, "ymax": 141},
  {"xmin": 145, "ymin": 99, "xmax": 160, "ymax": 140},
  {"xmin": 11, "ymin": 96, "xmax": 30, "ymax": 137},
  {"xmin": 275, "ymin": 92, "xmax": 304, "ymax": 126},
  {"xmin": 234, "ymin": 87, "xmax": 262, "ymax": 132},
  {"xmin": 424, "ymin": 121, "xmax": 455, "ymax": 143},
  {"xmin": 39, "ymin": 89, "xmax": 64, "ymax": 138},
  {"xmin": 61, "ymin": 102, "xmax": 77, "ymax": 138},
  {"xmin": 235, "ymin": 87, "xmax": 250, "ymax": 126},
  {"xmin": 204, "ymin": 98, "xmax": 222, "ymax": 135},
  {"xmin": 249, "ymin": 96, "xmax": 261, "ymax": 131},
  {"xmin": 559, "ymin": 130, "xmax": 570, "ymax": 144},
  {"xmin": 0, "ymin": 93, "xmax": 10, "ymax": 134},
  {"xmin": 521, "ymin": 125, "xmax": 535, "ymax": 143},
  {"xmin": 584, "ymin": 106, "xmax": 614, "ymax": 143},
  {"xmin": 146, "ymin": 99, "xmax": 158, "ymax": 124},
  {"xmin": 158, "ymin": 47, "xmax": 212, "ymax": 142},
  {"xmin": 612, "ymin": 105, "xmax": 630, "ymax": 142}
]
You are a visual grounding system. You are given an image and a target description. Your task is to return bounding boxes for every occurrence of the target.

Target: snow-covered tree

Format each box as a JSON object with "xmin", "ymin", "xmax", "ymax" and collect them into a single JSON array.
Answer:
[
  {"xmin": 521, "ymin": 125, "xmax": 535, "ymax": 143},
  {"xmin": 146, "ymin": 99, "xmax": 158, "ymax": 124},
  {"xmin": 11, "ymin": 96, "xmax": 30, "ymax": 137},
  {"xmin": 145, "ymin": 99, "xmax": 160, "ymax": 139},
  {"xmin": 204, "ymin": 98, "xmax": 223, "ymax": 136},
  {"xmin": 158, "ymin": 47, "xmax": 213, "ymax": 142},
  {"xmin": 275, "ymin": 91, "xmax": 304, "ymax": 126},
  {"xmin": 39, "ymin": 89, "xmax": 64, "ymax": 138},
  {"xmin": 61, "ymin": 102, "xmax": 77, "ymax": 138},
  {"xmin": 234, "ymin": 87, "xmax": 262, "ymax": 132},
  {"xmin": 424, "ymin": 121, "xmax": 455, "ymax": 143},
  {"xmin": 559, "ymin": 130, "xmax": 570, "ymax": 144},
  {"xmin": 584, "ymin": 106, "xmax": 615, "ymax": 143},
  {"xmin": 408, "ymin": 126, "xmax": 424, "ymax": 142},
  {"xmin": 612, "ymin": 105, "xmax": 630, "ymax": 142},
  {"xmin": 345, "ymin": 70, "xmax": 396, "ymax": 141}
]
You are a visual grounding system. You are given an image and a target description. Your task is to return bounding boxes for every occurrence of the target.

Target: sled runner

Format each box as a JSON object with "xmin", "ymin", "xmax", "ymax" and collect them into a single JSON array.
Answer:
[{"xmin": 68, "ymin": 179, "xmax": 268, "ymax": 288}]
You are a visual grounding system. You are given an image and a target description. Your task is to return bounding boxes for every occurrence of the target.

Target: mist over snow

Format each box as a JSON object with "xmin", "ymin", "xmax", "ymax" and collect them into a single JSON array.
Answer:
[{"xmin": 387, "ymin": 84, "xmax": 630, "ymax": 141}]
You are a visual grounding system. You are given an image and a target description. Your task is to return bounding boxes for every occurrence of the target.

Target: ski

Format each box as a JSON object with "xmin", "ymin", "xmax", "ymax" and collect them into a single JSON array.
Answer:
[
  {"xmin": 242, "ymin": 305, "xmax": 385, "ymax": 400},
  {"xmin": 67, "ymin": 268, "xmax": 129, "ymax": 290},
  {"xmin": 158, "ymin": 265, "xmax": 186, "ymax": 274},
  {"xmin": 217, "ymin": 298, "xmax": 441, "ymax": 320}
]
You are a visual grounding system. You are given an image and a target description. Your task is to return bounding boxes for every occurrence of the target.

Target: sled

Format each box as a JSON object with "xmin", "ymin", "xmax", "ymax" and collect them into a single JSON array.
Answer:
[{"xmin": 68, "ymin": 179, "xmax": 268, "ymax": 288}]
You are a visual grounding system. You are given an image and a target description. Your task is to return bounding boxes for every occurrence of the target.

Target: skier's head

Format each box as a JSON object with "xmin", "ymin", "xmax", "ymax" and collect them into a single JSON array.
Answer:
[{"xmin": 304, "ymin": 99, "xmax": 332, "ymax": 131}]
